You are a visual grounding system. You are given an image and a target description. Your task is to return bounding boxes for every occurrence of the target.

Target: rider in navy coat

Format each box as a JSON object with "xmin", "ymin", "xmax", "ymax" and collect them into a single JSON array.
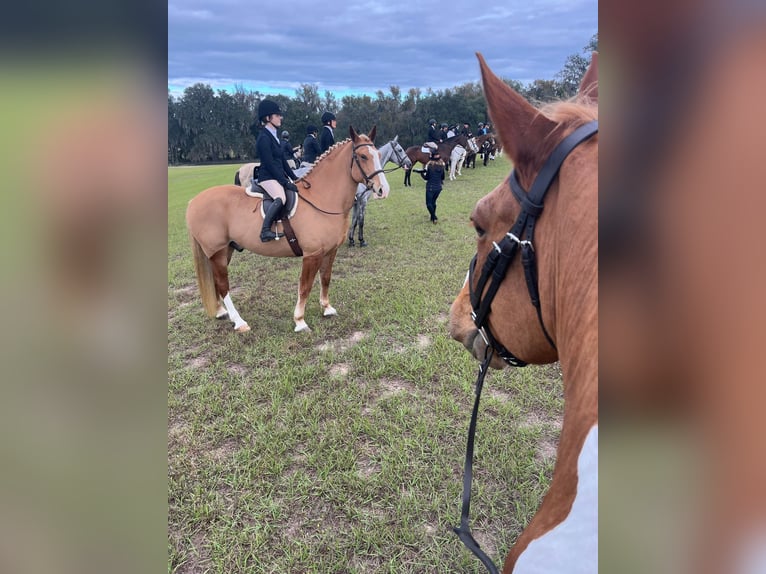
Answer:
[
  {"xmin": 252, "ymin": 99, "xmax": 298, "ymax": 242},
  {"xmin": 320, "ymin": 111, "xmax": 336, "ymax": 153}
]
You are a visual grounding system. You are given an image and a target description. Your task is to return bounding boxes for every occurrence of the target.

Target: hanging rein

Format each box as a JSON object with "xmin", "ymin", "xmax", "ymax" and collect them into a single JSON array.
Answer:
[{"xmin": 454, "ymin": 121, "xmax": 599, "ymax": 573}]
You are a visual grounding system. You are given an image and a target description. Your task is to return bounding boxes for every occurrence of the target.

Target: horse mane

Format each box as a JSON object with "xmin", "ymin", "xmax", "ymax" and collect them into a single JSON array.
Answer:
[{"xmin": 297, "ymin": 138, "xmax": 353, "ymax": 180}]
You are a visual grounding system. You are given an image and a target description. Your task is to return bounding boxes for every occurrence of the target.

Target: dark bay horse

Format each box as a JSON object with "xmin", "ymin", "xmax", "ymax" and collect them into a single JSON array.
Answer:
[
  {"xmin": 186, "ymin": 126, "xmax": 389, "ymax": 333},
  {"xmin": 449, "ymin": 53, "xmax": 598, "ymax": 573},
  {"xmin": 403, "ymin": 134, "xmax": 470, "ymax": 186}
]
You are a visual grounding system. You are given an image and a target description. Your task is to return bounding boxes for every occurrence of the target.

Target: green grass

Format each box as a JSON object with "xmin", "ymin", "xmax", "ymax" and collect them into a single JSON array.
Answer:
[{"xmin": 168, "ymin": 157, "xmax": 563, "ymax": 573}]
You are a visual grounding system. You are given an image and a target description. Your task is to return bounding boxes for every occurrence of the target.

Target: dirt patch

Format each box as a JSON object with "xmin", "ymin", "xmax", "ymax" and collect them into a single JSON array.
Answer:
[
  {"xmin": 329, "ymin": 363, "xmax": 350, "ymax": 377},
  {"xmin": 315, "ymin": 330, "xmax": 367, "ymax": 353},
  {"xmin": 185, "ymin": 355, "xmax": 210, "ymax": 370},
  {"xmin": 489, "ymin": 388, "xmax": 515, "ymax": 403},
  {"xmin": 536, "ymin": 437, "xmax": 559, "ymax": 463},
  {"xmin": 173, "ymin": 530, "xmax": 210, "ymax": 574},
  {"xmin": 435, "ymin": 312, "xmax": 450, "ymax": 324},
  {"xmin": 227, "ymin": 364, "xmax": 248, "ymax": 376},
  {"xmin": 416, "ymin": 334, "xmax": 431, "ymax": 349},
  {"xmin": 356, "ymin": 455, "xmax": 380, "ymax": 479},
  {"xmin": 210, "ymin": 438, "xmax": 239, "ymax": 462},
  {"xmin": 378, "ymin": 377, "xmax": 415, "ymax": 400}
]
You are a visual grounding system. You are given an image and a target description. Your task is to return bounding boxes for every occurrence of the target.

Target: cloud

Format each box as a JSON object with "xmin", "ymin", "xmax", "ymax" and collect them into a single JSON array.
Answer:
[{"xmin": 168, "ymin": 0, "xmax": 597, "ymax": 97}]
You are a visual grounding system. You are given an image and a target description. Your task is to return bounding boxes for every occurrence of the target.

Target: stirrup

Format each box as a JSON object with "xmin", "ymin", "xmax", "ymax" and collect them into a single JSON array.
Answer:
[{"xmin": 260, "ymin": 230, "xmax": 284, "ymax": 242}]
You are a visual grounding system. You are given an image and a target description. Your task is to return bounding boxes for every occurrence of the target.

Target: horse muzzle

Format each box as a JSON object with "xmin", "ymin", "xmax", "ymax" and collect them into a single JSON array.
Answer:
[
  {"xmin": 449, "ymin": 298, "xmax": 507, "ymax": 370},
  {"xmin": 372, "ymin": 177, "xmax": 390, "ymax": 199}
]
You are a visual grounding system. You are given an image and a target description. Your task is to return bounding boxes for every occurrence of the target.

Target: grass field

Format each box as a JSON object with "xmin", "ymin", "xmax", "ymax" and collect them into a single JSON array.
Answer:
[{"xmin": 168, "ymin": 156, "xmax": 563, "ymax": 573}]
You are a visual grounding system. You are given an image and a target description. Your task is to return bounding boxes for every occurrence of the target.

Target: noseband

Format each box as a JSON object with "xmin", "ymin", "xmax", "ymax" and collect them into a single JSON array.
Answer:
[
  {"xmin": 455, "ymin": 120, "xmax": 598, "ymax": 573},
  {"xmin": 468, "ymin": 121, "xmax": 599, "ymax": 367}
]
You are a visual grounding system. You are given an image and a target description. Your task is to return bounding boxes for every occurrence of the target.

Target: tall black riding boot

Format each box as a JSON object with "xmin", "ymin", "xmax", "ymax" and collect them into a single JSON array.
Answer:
[{"xmin": 260, "ymin": 198, "xmax": 284, "ymax": 242}]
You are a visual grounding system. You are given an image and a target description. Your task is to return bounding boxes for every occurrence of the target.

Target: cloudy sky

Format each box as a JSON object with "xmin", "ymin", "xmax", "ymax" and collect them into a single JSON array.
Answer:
[{"xmin": 168, "ymin": 0, "xmax": 597, "ymax": 99}]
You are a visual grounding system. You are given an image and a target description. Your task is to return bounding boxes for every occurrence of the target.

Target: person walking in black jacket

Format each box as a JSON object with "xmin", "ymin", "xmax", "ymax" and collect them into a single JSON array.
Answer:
[
  {"xmin": 419, "ymin": 151, "xmax": 446, "ymax": 224},
  {"xmin": 249, "ymin": 99, "xmax": 299, "ymax": 242}
]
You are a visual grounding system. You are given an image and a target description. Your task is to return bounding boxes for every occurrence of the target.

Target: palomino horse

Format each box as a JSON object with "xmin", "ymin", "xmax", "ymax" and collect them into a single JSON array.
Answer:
[
  {"xmin": 403, "ymin": 134, "xmax": 470, "ymax": 186},
  {"xmin": 449, "ymin": 53, "xmax": 598, "ymax": 573},
  {"xmin": 186, "ymin": 126, "xmax": 389, "ymax": 333},
  {"xmin": 348, "ymin": 136, "xmax": 411, "ymax": 247}
]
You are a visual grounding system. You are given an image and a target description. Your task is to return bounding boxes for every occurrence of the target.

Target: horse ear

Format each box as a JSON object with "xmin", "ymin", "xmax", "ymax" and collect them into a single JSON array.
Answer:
[
  {"xmin": 476, "ymin": 52, "xmax": 556, "ymax": 170},
  {"xmin": 578, "ymin": 52, "xmax": 598, "ymax": 103},
  {"xmin": 368, "ymin": 125, "xmax": 377, "ymax": 142}
]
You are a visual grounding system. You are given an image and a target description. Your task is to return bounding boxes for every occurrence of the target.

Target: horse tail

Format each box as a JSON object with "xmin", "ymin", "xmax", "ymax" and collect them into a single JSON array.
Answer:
[
  {"xmin": 189, "ymin": 232, "xmax": 218, "ymax": 317},
  {"xmin": 234, "ymin": 170, "xmax": 241, "ymax": 186}
]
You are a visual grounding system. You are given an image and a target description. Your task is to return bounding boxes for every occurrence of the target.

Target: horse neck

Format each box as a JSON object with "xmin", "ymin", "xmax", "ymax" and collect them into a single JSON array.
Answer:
[
  {"xmin": 301, "ymin": 140, "xmax": 359, "ymax": 212},
  {"xmin": 546, "ymin": 163, "xmax": 598, "ymax": 410},
  {"xmin": 379, "ymin": 143, "xmax": 393, "ymax": 165}
]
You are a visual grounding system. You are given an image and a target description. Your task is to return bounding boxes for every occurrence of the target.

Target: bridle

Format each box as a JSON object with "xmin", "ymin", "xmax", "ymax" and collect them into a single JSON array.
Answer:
[
  {"xmin": 355, "ymin": 140, "xmax": 410, "ymax": 197},
  {"xmin": 468, "ymin": 120, "xmax": 599, "ymax": 367},
  {"xmin": 351, "ymin": 142, "xmax": 387, "ymax": 194},
  {"xmin": 454, "ymin": 120, "xmax": 598, "ymax": 573},
  {"xmin": 385, "ymin": 140, "xmax": 410, "ymax": 171}
]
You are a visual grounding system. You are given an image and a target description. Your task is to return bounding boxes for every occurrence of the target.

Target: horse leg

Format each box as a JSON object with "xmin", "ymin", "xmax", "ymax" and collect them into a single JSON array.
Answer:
[
  {"xmin": 293, "ymin": 253, "xmax": 322, "ymax": 332},
  {"xmin": 213, "ymin": 245, "xmax": 236, "ymax": 319},
  {"xmin": 210, "ymin": 247, "xmax": 249, "ymax": 332},
  {"xmin": 349, "ymin": 202, "xmax": 358, "ymax": 247},
  {"xmin": 404, "ymin": 168, "xmax": 411, "ymax": 187},
  {"xmin": 358, "ymin": 198, "xmax": 368, "ymax": 247},
  {"xmin": 318, "ymin": 248, "xmax": 339, "ymax": 316}
]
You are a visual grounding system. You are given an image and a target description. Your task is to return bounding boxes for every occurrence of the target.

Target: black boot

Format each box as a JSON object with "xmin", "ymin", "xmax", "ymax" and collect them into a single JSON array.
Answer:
[{"xmin": 260, "ymin": 198, "xmax": 284, "ymax": 242}]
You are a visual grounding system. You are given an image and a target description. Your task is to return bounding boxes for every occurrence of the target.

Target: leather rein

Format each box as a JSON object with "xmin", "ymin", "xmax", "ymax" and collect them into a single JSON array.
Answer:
[{"xmin": 454, "ymin": 121, "xmax": 598, "ymax": 572}]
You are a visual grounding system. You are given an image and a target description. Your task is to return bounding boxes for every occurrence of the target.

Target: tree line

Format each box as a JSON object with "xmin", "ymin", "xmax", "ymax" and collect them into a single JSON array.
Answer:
[{"xmin": 168, "ymin": 35, "xmax": 597, "ymax": 165}]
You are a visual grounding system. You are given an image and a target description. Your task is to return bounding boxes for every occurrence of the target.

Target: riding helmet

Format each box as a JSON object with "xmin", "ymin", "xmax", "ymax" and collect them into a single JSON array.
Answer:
[
  {"xmin": 306, "ymin": 124, "xmax": 318, "ymax": 135},
  {"xmin": 281, "ymin": 130, "xmax": 290, "ymax": 139},
  {"xmin": 441, "ymin": 123, "xmax": 448, "ymax": 128},
  {"xmin": 321, "ymin": 111, "xmax": 336, "ymax": 124},
  {"xmin": 258, "ymin": 99, "xmax": 282, "ymax": 121},
  {"xmin": 428, "ymin": 118, "xmax": 436, "ymax": 125}
]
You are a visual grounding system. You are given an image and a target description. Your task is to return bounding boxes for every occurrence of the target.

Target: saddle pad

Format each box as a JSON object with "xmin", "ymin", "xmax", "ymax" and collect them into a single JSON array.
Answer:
[{"xmin": 258, "ymin": 189, "xmax": 299, "ymax": 219}]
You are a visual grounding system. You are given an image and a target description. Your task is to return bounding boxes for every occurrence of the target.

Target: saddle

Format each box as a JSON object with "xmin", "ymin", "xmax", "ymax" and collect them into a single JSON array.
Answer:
[
  {"xmin": 421, "ymin": 142, "xmax": 438, "ymax": 154},
  {"xmin": 246, "ymin": 179, "xmax": 299, "ymax": 219}
]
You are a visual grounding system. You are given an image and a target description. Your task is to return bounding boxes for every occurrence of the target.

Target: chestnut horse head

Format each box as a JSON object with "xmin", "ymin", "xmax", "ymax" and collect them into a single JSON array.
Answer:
[{"xmin": 449, "ymin": 53, "xmax": 598, "ymax": 572}]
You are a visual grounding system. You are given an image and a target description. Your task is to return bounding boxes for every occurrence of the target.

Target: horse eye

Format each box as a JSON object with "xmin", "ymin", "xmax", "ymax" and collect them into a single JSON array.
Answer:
[{"xmin": 474, "ymin": 224, "xmax": 485, "ymax": 238}]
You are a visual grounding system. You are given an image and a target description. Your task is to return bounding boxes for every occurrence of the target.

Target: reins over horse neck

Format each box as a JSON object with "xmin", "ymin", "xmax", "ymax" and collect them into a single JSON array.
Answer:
[
  {"xmin": 456, "ymin": 120, "xmax": 598, "ymax": 573},
  {"xmin": 296, "ymin": 140, "xmax": 368, "ymax": 216}
]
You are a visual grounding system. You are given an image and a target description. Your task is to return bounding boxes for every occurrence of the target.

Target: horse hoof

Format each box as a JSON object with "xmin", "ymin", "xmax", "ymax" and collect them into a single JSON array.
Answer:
[
  {"xmin": 294, "ymin": 321, "xmax": 311, "ymax": 332},
  {"xmin": 323, "ymin": 306, "xmax": 338, "ymax": 317},
  {"xmin": 215, "ymin": 308, "xmax": 229, "ymax": 320},
  {"xmin": 348, "ymin": 239, "xmax": 355, "ymax": 247},
  {"xmin": 359, "ymin": 241, "xmax": 367, "ymax": 247},
  {"xmin": 235, "ymin": 323, "xmax": 251, "ymax": 333}
]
